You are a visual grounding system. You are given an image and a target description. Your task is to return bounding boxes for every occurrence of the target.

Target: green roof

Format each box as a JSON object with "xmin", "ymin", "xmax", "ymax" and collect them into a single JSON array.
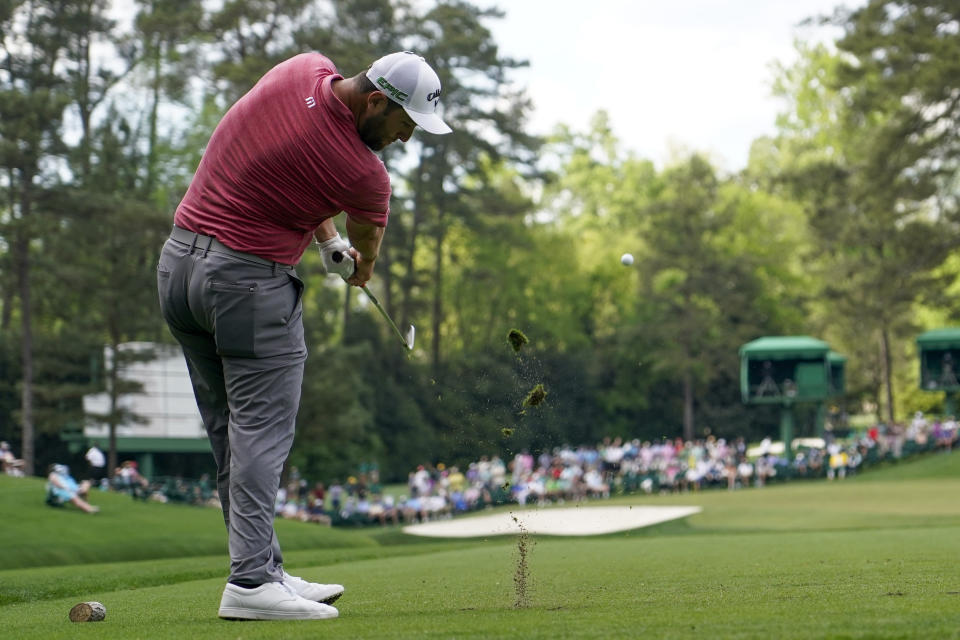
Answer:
[
  {"xmin": 739, "ymin": 336, "xmax": 830, "ymax": 360},
  {"xmin": 916, "ymin": 328, "xmax": 960, "ymax": 350},
  {"xmin": 828, "ymin": 351, "xmax": 847, "ymax": 363}
]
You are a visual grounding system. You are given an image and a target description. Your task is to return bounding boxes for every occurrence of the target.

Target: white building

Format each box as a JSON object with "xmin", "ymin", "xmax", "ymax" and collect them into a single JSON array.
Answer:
[{"xmin": 82, "ymin": 342, "xmax": 209, "ymax": 478}]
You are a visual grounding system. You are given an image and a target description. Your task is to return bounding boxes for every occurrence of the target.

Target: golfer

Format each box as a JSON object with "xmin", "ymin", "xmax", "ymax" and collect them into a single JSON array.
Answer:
[{"xmin": 156, "ymin": 51, "xmax": 451, "ymax": 621}]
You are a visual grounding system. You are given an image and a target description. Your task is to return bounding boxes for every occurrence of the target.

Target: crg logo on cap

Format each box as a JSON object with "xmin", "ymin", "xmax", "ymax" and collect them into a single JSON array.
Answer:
[
  {"xmin": 365, "ymin": 51, "xmax": 452, "ymax": 134},
  {"xmin": 376, "ymin": 76, "xmax": 408, "ymax": 102}
]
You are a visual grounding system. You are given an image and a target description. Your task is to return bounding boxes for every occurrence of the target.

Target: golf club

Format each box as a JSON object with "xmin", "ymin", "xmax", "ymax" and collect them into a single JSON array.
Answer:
[
  {"xmin": 331, "ymin": 250, "xmax": 415, "ymax": 351},
  {"xmin": 361, "ymin": 285, "xmax": 416, "ymax": 351}
]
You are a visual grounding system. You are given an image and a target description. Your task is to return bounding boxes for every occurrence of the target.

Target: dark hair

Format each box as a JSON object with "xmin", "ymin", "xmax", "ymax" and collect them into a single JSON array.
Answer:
[{"xmin": 356, "ymin": 73, "xmax": 404, "ymax": 113}]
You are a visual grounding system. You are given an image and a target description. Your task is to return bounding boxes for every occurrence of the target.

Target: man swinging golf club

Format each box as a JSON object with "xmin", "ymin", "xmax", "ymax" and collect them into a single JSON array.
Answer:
[{"xmin": 156, "ymin": 51, "xmax": 451, "ymax": 621}]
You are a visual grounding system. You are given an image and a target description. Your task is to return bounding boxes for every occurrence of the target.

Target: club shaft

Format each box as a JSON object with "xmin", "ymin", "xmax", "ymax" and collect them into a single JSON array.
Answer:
[{"xmin": 361, "ymin": 286, "xmax": 410, "ymax": 348}]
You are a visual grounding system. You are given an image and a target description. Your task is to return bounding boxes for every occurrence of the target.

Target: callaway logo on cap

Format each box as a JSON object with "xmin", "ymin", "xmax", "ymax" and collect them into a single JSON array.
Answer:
[{"xmin": 366, "ymin": 51, "xmax": 452, "ymax": 135}]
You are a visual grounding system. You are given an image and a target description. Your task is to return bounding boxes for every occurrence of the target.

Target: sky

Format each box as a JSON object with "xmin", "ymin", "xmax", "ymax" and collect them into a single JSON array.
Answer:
[{"xmin": 483, "ymin": 0, "xmax": 864, "ymax": 171}]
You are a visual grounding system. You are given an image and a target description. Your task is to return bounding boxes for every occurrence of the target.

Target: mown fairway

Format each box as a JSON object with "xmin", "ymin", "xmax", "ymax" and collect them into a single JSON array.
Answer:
[{"xmin": 2, "ymin": 453, "xmax": 960, "ymax": 639}]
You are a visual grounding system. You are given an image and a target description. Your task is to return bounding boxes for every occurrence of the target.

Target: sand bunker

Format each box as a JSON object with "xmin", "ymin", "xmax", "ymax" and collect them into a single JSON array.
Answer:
[{"xmin": 403, "ymin": 505, "xmax": 702, "ymax": 538}]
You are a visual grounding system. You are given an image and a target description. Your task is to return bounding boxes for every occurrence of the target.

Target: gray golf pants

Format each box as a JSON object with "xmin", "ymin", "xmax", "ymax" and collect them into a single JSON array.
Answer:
[{"xmin": 157, "ymin": 231, "xmax": 306, "ymax": 585}]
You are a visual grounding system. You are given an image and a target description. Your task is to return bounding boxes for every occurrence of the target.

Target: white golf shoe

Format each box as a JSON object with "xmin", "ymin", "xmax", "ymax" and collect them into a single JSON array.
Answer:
[
  {"xmin": 282, "ymin": 570, "xmax": 345, "ymax": 605},
  {"xmin": 218, "ymin": 581, "xmax": 339, "ymax": 620}
]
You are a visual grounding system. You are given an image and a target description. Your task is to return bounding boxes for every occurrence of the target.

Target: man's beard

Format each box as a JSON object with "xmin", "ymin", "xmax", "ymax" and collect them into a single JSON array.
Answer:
[{"xmin": 359, "ymin": 113, "xmax": 389, "ymax": 151}]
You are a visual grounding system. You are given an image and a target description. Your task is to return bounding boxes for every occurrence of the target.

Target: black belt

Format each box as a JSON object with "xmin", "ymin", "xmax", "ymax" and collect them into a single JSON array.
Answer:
[{"xmin": 169, "ymin": 225, "xmax": 293, "ymax": 270}]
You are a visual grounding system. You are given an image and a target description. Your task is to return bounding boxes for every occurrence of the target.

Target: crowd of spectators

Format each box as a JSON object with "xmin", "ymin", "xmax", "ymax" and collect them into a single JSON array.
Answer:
[
  {"xmin": 268, "ymin": 412, "xmax": 956, "ymax": 528},
  {"xmin": 21, "ymin": 411, "xmax": 958, "ymax": 525},
  {"xmin": 41, "ymin": 453, "xmax": 218, "ymax": 509},
  {"xmin": 105, "ymin": 461, "xmax": 220, "ymax": 508},
  {"xmin": 273, "ymin": 466, "xmax": 407, "ymax": 527}
]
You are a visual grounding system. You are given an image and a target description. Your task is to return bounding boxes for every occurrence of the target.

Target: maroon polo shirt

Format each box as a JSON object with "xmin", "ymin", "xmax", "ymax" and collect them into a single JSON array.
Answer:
[{"xmin": 175, "ymin": 53, "xmax": 390, "ymax": 264}]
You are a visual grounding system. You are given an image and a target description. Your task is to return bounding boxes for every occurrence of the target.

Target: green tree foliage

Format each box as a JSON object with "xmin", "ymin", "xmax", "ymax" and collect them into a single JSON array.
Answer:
[
  {"xmin": 2, "ymin": 0, "xmax": 959, "ymax": 484},
  {"xmin": 293, "ymin": 0, "xmax": 411, "ymax": 74},
  {"xmin": 0, "ymin": 1, "xmax": 76, "ymax": 474},
  {"xmin": 772, "ymin": 1, "xmax": 960, "ymax": 422},
  {"xmin": 134, "ymin": 0, "xmax": 205, "ymax": 199},
  {"xmin": 833, "ymin": 1, "xmax": 960, "ymax": 200},
  {"xmin": 207, "ymin": 0, "xmax": 314, "ymax": 103},
  {"xmin": 394, "ymin": 0, "xmax": 538, "ymax": 372},
  {"xmin": 540, "ymin": 115, "xmax": 808, "ymax": 442},
  {"xmin": 0, "ymin": 1, "xmax": 174, "ymax": 474}
]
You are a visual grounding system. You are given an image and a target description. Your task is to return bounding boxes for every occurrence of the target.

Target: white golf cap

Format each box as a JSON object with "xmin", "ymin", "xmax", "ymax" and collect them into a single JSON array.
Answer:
[{"xmin": 366, "ymin": 51, "xmax": 452, "ymax": 135}]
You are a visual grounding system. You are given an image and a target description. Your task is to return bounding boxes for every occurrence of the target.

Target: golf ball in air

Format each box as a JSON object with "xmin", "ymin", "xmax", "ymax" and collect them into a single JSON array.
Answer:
[{"xmin": 620, "ymin": 253, "xmax": 634, "ymax": 266}]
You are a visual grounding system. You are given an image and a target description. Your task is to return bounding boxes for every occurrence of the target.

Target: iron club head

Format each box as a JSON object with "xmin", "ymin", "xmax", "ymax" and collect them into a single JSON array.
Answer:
[{"xmin": 404, "ymin": 325, "xmax": 416, "ymax": 350}]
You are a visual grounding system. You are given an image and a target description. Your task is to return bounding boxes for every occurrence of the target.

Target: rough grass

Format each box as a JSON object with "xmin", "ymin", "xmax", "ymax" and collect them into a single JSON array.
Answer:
[
  {"xmin": 2, "ymin": 452, "xmax": 960, "ymax": 639},
  {"xmin": 0, "ymin": 476, "xmax": 377, "ymax": 569}
]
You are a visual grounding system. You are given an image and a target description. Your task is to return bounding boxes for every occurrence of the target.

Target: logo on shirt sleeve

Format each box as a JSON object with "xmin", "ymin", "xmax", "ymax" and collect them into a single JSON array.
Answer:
[{"xmin": 305, "ymin": 96, "xmax": 317, "ymax": 108}]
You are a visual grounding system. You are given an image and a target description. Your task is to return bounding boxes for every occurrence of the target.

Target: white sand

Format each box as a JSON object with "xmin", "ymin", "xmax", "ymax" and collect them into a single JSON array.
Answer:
[{"xmin": 402, "ymin": 505, "xmax": 702, "ymax": 538}]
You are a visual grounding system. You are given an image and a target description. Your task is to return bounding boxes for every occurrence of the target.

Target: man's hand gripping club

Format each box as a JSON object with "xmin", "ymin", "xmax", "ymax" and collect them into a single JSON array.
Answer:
[
  {"xmin": 317, "ymin": 233, "xmax": 353, "ymax": 278},
  {"xmin": 317, "ymin": 233, "xmax": 374, "ymax": 286}
]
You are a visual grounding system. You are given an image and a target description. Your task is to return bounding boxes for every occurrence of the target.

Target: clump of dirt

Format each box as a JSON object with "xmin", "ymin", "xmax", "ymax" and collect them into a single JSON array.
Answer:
[
  {"xmin": 507, "ymin": 329, "xmax": 529, "ymax": 353},
  {"xmin": 522, "ymin": 383, "xmax": 547, "ymax": 408},
  {"xmin": 511, "ymin": 515, "xmax": 532, "ymax": 608}
]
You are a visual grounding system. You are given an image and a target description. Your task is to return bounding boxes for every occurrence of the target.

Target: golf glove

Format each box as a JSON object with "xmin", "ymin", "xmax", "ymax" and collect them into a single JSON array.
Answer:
[{"xmin": 317, "ymin": 234, "xmax": 354, "ymax": 280}]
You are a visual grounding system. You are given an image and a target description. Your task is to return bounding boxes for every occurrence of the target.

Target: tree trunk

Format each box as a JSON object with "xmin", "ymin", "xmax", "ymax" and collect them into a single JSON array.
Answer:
[
  {"xmin": 430, "ymin": 214, "xmax": 445, "ymax": 375},
  {"xmin": 2, "ymin": 168, "xmax": 14, "ymax": 331},
  {"xmin": 15, "ymin": 230, "xmax": 34, "ymax": 476},
  {"xmin": 682, "ymin": 372, "xmax": 695, "ymax": 442},
  {"xmin": 107, "ymin": 343, "xmax": 119, "ymax": 476},
  {"xmin": 145, "ymin": 42, "xmax": 161, "ymax": 197},
  {"xmin": 880, "ymin": 327, "xmax": 895, "ymax": 424},
  {"xmin": 77, "ymin": 32, "xmax": 92, "ymax": 180},
  {"xmin": 1, "ymin": 285, "xmax": 11, "ymax": 331}
]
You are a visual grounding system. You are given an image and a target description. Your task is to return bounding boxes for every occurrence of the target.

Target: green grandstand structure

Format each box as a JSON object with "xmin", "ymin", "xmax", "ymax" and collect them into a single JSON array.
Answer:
[
  {"xmin": 739, "ymin": 336, "xmax": 838, "ymax": 459},
  {"xmin": 917, "ymin": 327, "xmax": 960, "ymax": 417}
]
